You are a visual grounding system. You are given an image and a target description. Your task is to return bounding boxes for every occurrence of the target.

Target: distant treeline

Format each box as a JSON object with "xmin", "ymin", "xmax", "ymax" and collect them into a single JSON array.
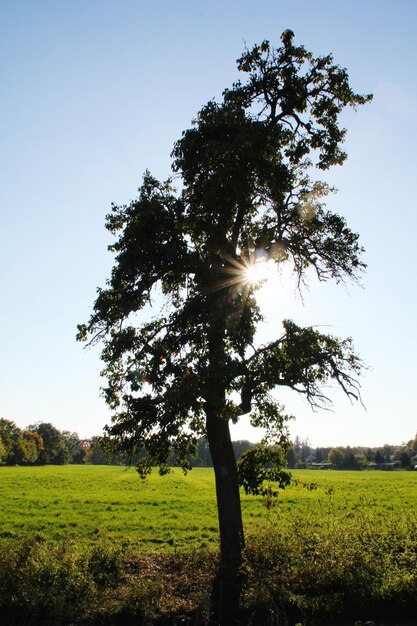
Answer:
[
  {"xmin": 285, "ymin": 435, "xmax": 417, "ymax": 470},
  {"xmin": 195, "ymin": 436, "xmax": 417, "ymax": 470},
  {"xmin": 0, "ymin": 419, "xmax": 90, "ymax": 466},
  {"xmin": 1, "ymin": 418, "xmax": 416, "ymax": 469}
]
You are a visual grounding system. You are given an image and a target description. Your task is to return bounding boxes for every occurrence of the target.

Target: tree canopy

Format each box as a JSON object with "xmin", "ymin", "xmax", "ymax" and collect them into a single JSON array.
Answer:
[{"xmin": 78, "ymin": 30, "xmax": 371, "ymax": 619}]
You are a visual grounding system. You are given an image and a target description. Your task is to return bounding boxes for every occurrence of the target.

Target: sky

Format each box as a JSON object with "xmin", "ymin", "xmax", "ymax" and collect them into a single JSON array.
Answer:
[{"xmin": 1, "ymin": 0, "xmax": 416, "ymax": 448}]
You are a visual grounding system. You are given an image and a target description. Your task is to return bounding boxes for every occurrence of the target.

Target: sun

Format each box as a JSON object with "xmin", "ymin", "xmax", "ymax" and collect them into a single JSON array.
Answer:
[
  {"xmin": 242, "ymin": 257, "xmax": 275, "ymax": 287},
  {"xmin": 243, "ymin": 259, "xmax": 269, "ymax": 286},
  {"xmin": 205, "ymin": 249, "xmax": 279, "ymax": 295}
]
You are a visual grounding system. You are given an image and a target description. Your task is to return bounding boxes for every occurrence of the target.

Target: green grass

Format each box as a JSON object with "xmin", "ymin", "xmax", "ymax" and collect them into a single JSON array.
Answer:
[
  {"xmin": 0, "ymin": 465, "xmax": 218, "ymax": 548},
  {"xmin": 1, "ymin": 466, "xmax": 416, "ymax": 624},
  {"xmin": 1, "ymin": 466, "xmax": 416, "ymax": 549}
]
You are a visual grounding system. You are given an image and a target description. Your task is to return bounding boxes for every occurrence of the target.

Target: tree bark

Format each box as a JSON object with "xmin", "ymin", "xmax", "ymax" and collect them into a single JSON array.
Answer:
[
  {"xmin": 205, "ymin": 299, "xmax": 245, "ymax": 623},
  {"xmin": 206, "ymin": 403, "xmax": 245, "ymax": 624},
  {"xmin": 207, "ymin": 411, "xmax": 245, "ymax": 563}
]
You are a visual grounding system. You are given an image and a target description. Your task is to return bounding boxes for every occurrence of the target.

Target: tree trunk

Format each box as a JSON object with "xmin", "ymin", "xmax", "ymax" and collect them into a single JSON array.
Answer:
[
  {"xmin": 206, "ymin": 408, "xmax": 245, "ymax": 624},
  {"xmin": 207, "ymin": 410, "xmax": 245, "ymax": 563},
  {"xmin": 205, "ymin": 303, "xmax": 245, "ymax": 623}
]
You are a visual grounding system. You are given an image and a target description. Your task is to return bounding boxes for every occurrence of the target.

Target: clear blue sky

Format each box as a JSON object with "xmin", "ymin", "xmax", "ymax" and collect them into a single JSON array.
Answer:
[{"xmin": 1, "ymin": 0, "xmax": 416, "ymax": 447}]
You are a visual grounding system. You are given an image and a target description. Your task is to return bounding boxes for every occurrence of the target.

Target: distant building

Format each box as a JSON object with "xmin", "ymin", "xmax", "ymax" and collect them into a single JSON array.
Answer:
[
  {"xmin": 369, "ymin": 461, "xmax": 401, "ymax": 471},
  {"xmin": 310, "ymin": 462, "xmax": 332, "ymax": 469}
]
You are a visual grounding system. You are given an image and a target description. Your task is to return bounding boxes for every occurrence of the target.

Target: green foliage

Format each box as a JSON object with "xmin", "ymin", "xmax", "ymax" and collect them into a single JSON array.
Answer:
[
  {"xmin": 28, "ymin": 422, "xmax": 67, "ymax": 464},
  {"xmin": 79, "ymin": 31, "xmax": 370, "ymax": 493},
  {"xmin": 237, "ymin": 444, "xmax": 291, "ymax": 495},
  {"xmin": 61, "ymin": 430, "xmax": 88, "ymax": 464},
  {"xmin": 0, "ymin": 420, "xmax": 91, "ymax": 466},
  {"xmin": 0, "ymin": 537, "xmax": 94, "ymax": 623},
  {"xmin": 87, "ymin": 539, "xmax": 126, "ymax": 586},
  {"xmin": 243, "ymin": 499, "xmax": 417, "ymax": 624},
  {"xmin": 0, "ymin": 418, "xmax": 21, "ymax": 463},
  {"xmin": 16, "ymin": 430, "xmax": 44, "ymax": 465},
  {"xmin": 78, "ymin": 35, "xmax": 371, "ymax": 612},
  {"xmin": 0, "ymin": 419, "xmax": 46, "ymax": 465}
]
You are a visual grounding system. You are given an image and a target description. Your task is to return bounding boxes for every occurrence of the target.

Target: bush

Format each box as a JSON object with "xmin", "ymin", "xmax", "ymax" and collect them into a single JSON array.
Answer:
[
  {"xmin": 0, "ymin": 504, "xmax": 416, "ymax": 625},
  {"xmin": 242, "ymin": 501, "xmax": 417, "ymax": 624},
  {"xmin": 87, "ymin": 539, "xmax": 126, "ymax": 587},
  {"xmin": 0, "ymin": 537, "xmax": 93, "ymax": 623}
]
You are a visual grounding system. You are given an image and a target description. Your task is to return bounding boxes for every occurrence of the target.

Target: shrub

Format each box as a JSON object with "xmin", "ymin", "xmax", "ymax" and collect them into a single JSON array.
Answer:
[
  {"xmin": 0, "ymin": 536, "xmax": 93, "ymax": 623},
  {"xmin": 242, "ymin": 500, "xmax": 417, "ymax": 624}
]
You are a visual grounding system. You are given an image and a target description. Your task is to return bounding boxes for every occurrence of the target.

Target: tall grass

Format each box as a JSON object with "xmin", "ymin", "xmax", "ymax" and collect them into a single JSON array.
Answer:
[
  {"xmin": 243, "ymin": 497, "xmax": 417, "ymax": 624},
  {"xmin": 1, "ymin": 492, "xmax": 416, "ymax": 624}
]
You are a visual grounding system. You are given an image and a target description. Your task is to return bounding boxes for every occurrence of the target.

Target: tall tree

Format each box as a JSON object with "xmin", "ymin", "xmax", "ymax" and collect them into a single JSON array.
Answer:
[
  {"xmin": 78, "ymin": 31, "xmax": 370, "ymax": 621},
  {"xmin": 16, "ymin": 430, "xmax": 44, "ymax": 465},
  {"xmin": 0, "ymin": 418, "xmax": 21, "ymax": 464},
  {"xmin": 29, "ymin": 422, "xmax": 66, "ymax": 464},
  {"xmin": 61, "ymin": 431, "xmax": 87, "ymax": 464}
]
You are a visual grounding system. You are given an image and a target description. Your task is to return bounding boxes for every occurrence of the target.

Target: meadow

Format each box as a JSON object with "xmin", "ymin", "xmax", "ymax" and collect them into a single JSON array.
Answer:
[
  {"xmin": 1, "ymin": 465, "xmax": 416, "ymax": 548},
  {"xmin": 1, "ymin": 466, "xmax": 416, "ymax": 625}
]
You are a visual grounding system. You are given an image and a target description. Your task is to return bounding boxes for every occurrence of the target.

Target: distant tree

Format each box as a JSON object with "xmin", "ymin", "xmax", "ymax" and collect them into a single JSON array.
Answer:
[
  {"xmin": 87, "ymin": 436, "xmax": 125, "ymax": 465},
  {"xmin": 289, "ymin": 437, "xmax": 313, "ymax": 468},
  {"xmin": 78, "ymin": 31, "xmax": 370, "ymax": 620},
  {"xmin": 289, "ymin": 436, "xmax": 313, "ymax": 468},
  {"xmin": 343, "ymin": 447, "xmax": 354, "ymax": 469},
  {"xmin": 232, "ymin": 440, "xmax": 254, "ymax": 460},
  {"xmin": 87, "ymin": 437, "xmax": 109, "ymax": 464},
  {"xmin": 61, "ymin": 431, "xmax": 87, "ymax": 464},
  {"xmin": 314, "ymin": 447, "xmax": 324, "ymax": 463},
  {"xmin": 405, "ymin": 434, "xmax": 417, "ymax": 457},
  {"xmin": 401, "ymin": 451, "xmax": 411, "ymax": 468},
  {"xmin": 374, "ymin": 449, "xmax": 385, "ymax": 464},
  {"xmin": 286, "ymin": 445, "xmax": 297, "ymax": 469},
  {"xmin": 366, "ymin": 447, "xmax": 375, "ymax": 462},
  {"xmin": 194, "ymin": 437, "xmax": 213, "ymax": 467},
  {"xmin": 382, "ymin": 444, "xmax": 394, "ymax": 462},
  {"xmin": 16, "ymin": 430, "xmax": 44, "ymax": 465},
  {"xmin": 0, "ymin": 418, "xmax": 21, "ymax": 464},
  {"xmin": 328, "ymin": 447, "xmax": 345, "ymax": 469},
  {"xmin": 29, "ymin": 422, "xmax": 66, "ymax": 464},
  {"xmin": 301, "ymin": 439, "xmax": 313, "ymax": 465},
  {"xmin": 354, "ymin": 453, "xmax": 367, "ymax": 469},
  {"xmin": 393, "ymin": 449, "xmax": 411, "ymax": 469},
  {"xmin": 0, "ymin": 436, "xmax": 6, "ymax": 464}
]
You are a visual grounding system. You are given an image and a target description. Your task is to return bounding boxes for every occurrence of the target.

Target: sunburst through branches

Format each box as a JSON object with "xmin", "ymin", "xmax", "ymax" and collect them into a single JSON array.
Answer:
[{"xmin": 211, "ymin": 249, "xmax": 277, "ymax": 294}]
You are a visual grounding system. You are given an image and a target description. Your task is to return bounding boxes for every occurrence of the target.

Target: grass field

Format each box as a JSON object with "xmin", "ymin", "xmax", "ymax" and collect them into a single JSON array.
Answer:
[
  {"xmin": 1, "ymin": 465, "xmax": 416, "ymax": 549},
  {"xmin": 1, "ymin": 466, "xmax": 416, "ymax": 624}
]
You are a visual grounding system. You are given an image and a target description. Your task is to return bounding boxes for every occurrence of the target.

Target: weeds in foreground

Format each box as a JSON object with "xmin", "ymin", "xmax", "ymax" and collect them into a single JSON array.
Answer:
[
  {"xmin": 0, "ymin": 497, "xmax": 416, "ymax": 625},
  {"xmin": 242, "ymin": 500, "xmax": 417, "ymax": 624}
]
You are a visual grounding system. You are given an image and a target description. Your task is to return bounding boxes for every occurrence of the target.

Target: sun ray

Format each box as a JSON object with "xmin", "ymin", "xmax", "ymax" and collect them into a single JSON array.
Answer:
[{"xmin": 205, "ymin": 249, "xmax": 271, "ymax": 291}]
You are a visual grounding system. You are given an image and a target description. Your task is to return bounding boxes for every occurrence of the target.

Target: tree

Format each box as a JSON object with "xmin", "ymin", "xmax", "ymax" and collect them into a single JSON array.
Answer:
[
  {"xmin": 405, "ymin": 434, "xmax": 417, "ymax": 456},
  {"xmin": 382, "ymin": 443, "xmax": 394, "ymax": 462},
  {"xmin": 0, "ymin": 437, "xmax": 5, "ymax": 464},
  {"xmin": 87, "ymin": 436, "xmax": 111, "ymax": 465},
  {"xmin": 61, "ymin": 431, "xmax": 87, "ymax": 464},
  {"xmin": 328, "ymin": 447, "xmax": 345, "ymax": 469},
  {"xmin": 374, "ymin": 449, "xmax": 385, "ymax": 464},
  {"xmin": 0, "ymin": 420, "xmax": 45, "ymax": 465},
  {"xmin": 393, "ymin": 448, "xmax": 411, "ymax": 469},
  {"xmin": 366, "ymin": 447, "xmax": 375, "ymax": 462},
  {"xmin": 78, "ymin": 31, "xmax": 370, "ymax": 621},
  {"xmin": 0, "ymin": 418, "xmax": 21, "ymax": 464},
  {"xmin": 400, "ymin": 451, "xmax": 411, "ymax": 469},
  {"xmin": 29, "ymin": 422, "xmax": 66, "ymax": 464},
  {"xmin": 16, "ymin": 430, "xmax": 44, "ymax": 465}
]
